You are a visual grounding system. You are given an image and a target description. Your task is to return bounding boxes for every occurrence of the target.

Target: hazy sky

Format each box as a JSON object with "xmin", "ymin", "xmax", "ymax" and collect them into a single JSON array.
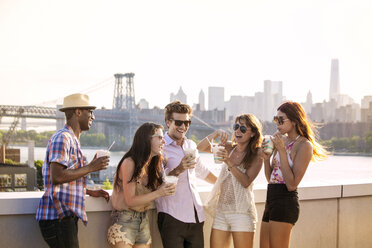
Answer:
[{"xmin": 1, "ymin": 0, "xmax": 372, "ymax": 109}]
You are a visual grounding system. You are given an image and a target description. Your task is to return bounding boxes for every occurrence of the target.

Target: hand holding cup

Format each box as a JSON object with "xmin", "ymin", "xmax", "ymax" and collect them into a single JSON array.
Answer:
[
  {"xmin": 158, "ymin": 182, "xmax": 177, "ymax": 196},
  {"xmin": 263, "ymin": 135, "xmax": 274, "ymax": 155},
  {"xmin": 212, "ymin": 144, "xmax": 226, "ymax": 164}
]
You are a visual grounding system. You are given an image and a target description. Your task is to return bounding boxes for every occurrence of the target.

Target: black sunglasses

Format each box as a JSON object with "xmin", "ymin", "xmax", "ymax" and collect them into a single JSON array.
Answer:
[
  {"xmin": 273, "ymin": 116, "xmax": 289, "ymax": 125},
  {"xmin": 233, "ymin": 123, "xmax": 247, "ymax": 133},
  {"xmin": 169, "ymin": 119, "xmax": 191, "ymax": 127}
]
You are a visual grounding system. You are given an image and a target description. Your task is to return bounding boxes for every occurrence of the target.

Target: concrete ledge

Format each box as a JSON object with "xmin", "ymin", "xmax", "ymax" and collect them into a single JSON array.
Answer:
[
  {"xmin": 343, "ymin": 183, "xmax": 372, "ymax": 197},
  {"xmin": 0, "ymin": 191, "xmax": 113, "ymax": 215},
  {"xmin": 0, "ymin": 182, "xmax": 369, "ymax": 215},
  {"xmin": 298, "ymin": 185, "xmax": 341, "ymax": 200}
]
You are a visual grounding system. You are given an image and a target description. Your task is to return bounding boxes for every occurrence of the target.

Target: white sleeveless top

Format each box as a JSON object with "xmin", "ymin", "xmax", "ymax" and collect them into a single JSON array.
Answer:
[{"xmin": 204, "ymin": 149, "xmax": 257, "ymax": 220}]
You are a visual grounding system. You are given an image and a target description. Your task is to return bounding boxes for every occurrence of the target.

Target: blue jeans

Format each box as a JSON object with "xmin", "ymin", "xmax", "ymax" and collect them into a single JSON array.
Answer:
[{"xmin": 38, "ymin": 216, "xmax": 79, "ymax": 248}]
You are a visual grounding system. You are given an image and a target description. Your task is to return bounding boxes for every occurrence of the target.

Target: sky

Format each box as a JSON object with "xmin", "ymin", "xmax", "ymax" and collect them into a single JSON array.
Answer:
[{"xmin": 1, "ymin": 0, "xmax": 372, "ymax": 110}]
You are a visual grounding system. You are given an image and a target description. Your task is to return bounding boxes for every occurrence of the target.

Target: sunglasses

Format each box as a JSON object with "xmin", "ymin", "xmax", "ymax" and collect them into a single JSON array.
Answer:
[
  {"xmin": 233, "ymin": 123, "xmax": 247, "ymax": 133},
  {"xmin": 273, "ymin": 116, "xmax": 290, "ymax": 125},
  {"xmin": 169, "ymin": 119, "xmax": 191, "ymax": 127}
]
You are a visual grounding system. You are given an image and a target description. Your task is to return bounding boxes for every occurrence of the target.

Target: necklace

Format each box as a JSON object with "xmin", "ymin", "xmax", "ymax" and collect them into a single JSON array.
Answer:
[
  {"xmin": 286, "ymin": 135, "xmax": 300, "ymax": 149},
  {"xmin": 232, "ymin": 147, "xmax": 246, "ymax": 160}
]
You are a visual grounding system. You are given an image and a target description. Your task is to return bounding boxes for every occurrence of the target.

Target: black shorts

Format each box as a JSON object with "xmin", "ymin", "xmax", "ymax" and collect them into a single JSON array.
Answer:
[{"xmin": 262, "ymin": 184, "xmax": 299, "ymax": 225}]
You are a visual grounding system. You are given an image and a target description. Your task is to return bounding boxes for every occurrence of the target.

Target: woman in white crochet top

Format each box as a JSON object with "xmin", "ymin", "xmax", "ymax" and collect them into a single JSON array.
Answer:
[{"xmin": 197, "ymin": 114, "xmax": 263, "ymax": 248}]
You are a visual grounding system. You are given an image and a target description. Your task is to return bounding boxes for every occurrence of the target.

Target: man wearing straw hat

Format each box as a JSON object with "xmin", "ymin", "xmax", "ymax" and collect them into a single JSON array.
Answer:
[{"xmin": 36, "ymin": 93, "xmax": 110, "ymax": 248}]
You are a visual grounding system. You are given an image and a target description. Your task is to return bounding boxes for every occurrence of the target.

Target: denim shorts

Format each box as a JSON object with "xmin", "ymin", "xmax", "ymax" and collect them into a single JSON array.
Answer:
[
  {"xmin": 212, "ymin": 212, "xmax": 256, "ymax": 232},
  {"xmin": 107, "ymin": 209, "xmax": 151, "ymax": 246},
  {"xmin": 262, "ymin": 184, "xmax": 299, "ymax": 225}
]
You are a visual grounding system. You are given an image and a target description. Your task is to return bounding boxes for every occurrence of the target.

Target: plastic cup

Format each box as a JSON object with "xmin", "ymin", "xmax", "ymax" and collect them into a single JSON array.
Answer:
[
  {"xmin": 212, "ymin": 144, "xmax": 224, "ymax": 164},
  {"xmin": 96, "ymin": 149, "xmax": 110, "ymax": 158},
  {"xmin": 184, "ymin": 147, "xmax": 196, "ymax": 159},
  {"xmin": 164, "ymin": 175, "xmax": 178, "ymax": 185},
  {"xmin": 263, "ymin": 135, "xmax": 274, "ymax": 155}
]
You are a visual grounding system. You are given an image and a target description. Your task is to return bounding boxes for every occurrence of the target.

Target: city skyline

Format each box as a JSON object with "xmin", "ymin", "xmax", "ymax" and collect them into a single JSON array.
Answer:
[{"xmin": 1, "ymin": 0, "xmax": 372, "ymax": 109}]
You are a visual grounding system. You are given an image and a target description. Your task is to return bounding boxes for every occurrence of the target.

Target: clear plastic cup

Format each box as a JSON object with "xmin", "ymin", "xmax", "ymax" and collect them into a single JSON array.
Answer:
[
  {"xmin": 184, "ymin": 147, "xmax": 196, "ymax": 159},
  {"xmin": 263, "ymin": 135, "xmax": 274, "ymax": 155},
  {"xmin": 163, "ymin": 175, "xmax": 178, "ymax": 185},
  {"xmin": 212, "ymin": 144, "xmax": 224, "ymax": 164},
  {"xmin": 96, "ymin": 149, "xmax": 110, "ymax": 158}
]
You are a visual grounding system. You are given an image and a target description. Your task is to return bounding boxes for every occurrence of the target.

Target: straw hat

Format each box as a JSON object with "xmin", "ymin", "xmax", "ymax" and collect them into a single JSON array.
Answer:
[{"xmin": 59, "ymin": 93, "xmax": 96, "ymax": 112}]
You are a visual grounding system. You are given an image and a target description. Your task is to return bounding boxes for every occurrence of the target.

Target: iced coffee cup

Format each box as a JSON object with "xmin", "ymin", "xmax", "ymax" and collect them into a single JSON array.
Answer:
[
  {"xmin": 212, "ymin": 144, "xmax": 224, "ymax": 164},
  {"xmin": 263, "ymin": 135, "xmax": 274, "ymax": 155},
  {"xmin": 164, "ymin": 175, "xmax": 178, "ymax": 185},
  {"xmin": 184, "ymin": 147, "xmax": 196, "ymax": 159},
  {"xmin": 96, "ymin": 149, "xmax": 110, "ymax": 158}
]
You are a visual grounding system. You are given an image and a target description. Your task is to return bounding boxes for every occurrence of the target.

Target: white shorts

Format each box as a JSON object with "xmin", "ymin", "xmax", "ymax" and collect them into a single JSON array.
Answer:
[{"xmin": 212, "ymin": 212, "xmax": 256, "ymax": 232}]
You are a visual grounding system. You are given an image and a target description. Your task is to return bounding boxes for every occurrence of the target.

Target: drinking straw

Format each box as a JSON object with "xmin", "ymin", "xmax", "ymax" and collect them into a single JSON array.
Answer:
[{"xmin": 107, "ymin": 141, "xmax": 115, "ymax": 151}]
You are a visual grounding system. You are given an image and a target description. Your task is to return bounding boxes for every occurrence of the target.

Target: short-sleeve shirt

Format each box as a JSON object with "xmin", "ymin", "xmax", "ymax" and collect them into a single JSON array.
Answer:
[
  {"xmin": 155, "ymin": 133, "xmax": 210, "ymax": 223},
  {"xmin": 35, "ymin": 125, "xmax": 88, "ymax": 225}
]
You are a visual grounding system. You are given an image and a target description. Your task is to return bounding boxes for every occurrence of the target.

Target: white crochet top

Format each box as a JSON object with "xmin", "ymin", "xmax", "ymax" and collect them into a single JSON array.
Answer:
[{"xmin": 205, "ymin": 161, "xmax": 257, "ymax": 221}]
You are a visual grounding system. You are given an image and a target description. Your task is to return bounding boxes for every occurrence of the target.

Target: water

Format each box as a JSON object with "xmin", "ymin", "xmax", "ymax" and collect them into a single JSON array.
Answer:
[{"xmin": 14, "ymin": 146, "xmax": 372, "ymax": 188}]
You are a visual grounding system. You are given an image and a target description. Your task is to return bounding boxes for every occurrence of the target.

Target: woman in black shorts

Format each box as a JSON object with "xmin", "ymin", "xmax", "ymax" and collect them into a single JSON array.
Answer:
[{"xmin": 259, "ymin": 101, "xmax": 328, "ymax": 248}]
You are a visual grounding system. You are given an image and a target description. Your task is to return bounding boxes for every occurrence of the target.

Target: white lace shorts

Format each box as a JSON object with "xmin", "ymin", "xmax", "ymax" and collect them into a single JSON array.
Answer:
[{"xmin": 212, "ymin": 212, "xmax": 256, "ymax": 232}]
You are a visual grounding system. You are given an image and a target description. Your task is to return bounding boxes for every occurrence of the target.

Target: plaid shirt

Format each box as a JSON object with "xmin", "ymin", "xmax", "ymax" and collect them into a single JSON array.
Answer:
[{"xmin": 36, "ymin": 125, "xmax": 88, "ymax": 225}]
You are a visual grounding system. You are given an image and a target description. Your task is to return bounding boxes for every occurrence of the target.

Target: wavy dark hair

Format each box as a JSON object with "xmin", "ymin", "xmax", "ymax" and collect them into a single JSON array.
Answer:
[
  {"xmin": 277, "ymin": 101, "xmax": 329, "ymax": 161},
  {"xmin": 114, "ymin": 122, "xmax": 164, "ymax": 191},
  {"xmin": 164, "ymin": 100, "xmax": 192, "ymax": 122},
  {"xmin": 232, "ymin": 114, "xmax": 263, "ymax": 169}
]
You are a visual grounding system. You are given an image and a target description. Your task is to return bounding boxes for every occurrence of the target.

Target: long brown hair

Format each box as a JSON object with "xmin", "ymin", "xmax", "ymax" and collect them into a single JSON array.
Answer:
[
  {"xmin": 277, "ymin": 101, "xmax": 329, "ymax": 161},
  {"xmin": 114, "ymin": 122, "xmax": 164, "ymax": 191},
  {"xmin": 232, "ymin": 114, "xmax": 263, "ymax": 169}
]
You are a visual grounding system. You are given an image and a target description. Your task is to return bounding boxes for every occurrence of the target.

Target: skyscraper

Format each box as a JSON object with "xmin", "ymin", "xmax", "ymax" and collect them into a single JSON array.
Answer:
[
  {"xmin": 208, "ymin": 87, "xmax": 225, "ymax": 110},
  {"xmin": 199, "ymin": 89, "xmax": 205, "ymax": 111},
  {"xmin": 329, "ymin": 59, "xmax": 340, "ymax": 102},
  {"xmin": 264, "ymin": 80, "xmax": 283, "ymax": 121},
  {"xmin": 170, "ymin": 87, "xmax": 187, "ymax": 104},
  {"xmin": 305, "ymin": 91, "xmax": 313, "ymax": 115}
]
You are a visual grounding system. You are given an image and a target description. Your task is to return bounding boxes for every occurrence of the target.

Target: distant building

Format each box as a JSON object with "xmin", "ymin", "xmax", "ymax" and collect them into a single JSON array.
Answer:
[
  {"xmin": 170, "ymin": 87, "xmax": 187, "ymax": 104},
  {"xmin": 264, "ymin": 80, "xmax": 283, "ymax": 121},
  {"xmin": 329, "ymin": 59, "xmax": 340, "ymax": 102},
  {"xmin": 199, "ymin": 90, "xmax": 205, "ymax": 111},
  {"xmin": 0, "ymin": 163, "xmax": 36, "ymax": 192},
  {"xmin": 226, "ymin": 95, "xmax": 254, "ymax": 120},
  {"xmin": 208, "ymin": 87, "xmax": 225, "ymax": 111},
  {"xmin": 361, "ymin": 96, "xmax": 372, "ymax": 109},
  {"xmin": 193, "ymin": 109, "xmax": 226, "ymax": 124},
  {"xmin": 361, "ymin": 96, "xmax": 372, "ymax": 122},
  {"xmin": 338, "ymin": 94, "xmax": 354, "ymax": 107},
  {"xmin": 138, "ymin": 99, "xmax": 149, "ymax": 109},
  {"xmin": 311, "ymin": 102, "xmax": 325, "ymax": 122},
  {"xmin": 361, "ymin": 102, "xmax": 372, "ymax": 123},
  {"xmin": 305, "ymin": 91, "xmax": 313, "ymax": 115}
]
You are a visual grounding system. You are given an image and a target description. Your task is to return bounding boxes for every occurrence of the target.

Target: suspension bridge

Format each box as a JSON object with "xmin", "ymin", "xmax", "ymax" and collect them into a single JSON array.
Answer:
[{"xmin": 0, "ymin": 73, "xmax": 227, "ymax": 150}]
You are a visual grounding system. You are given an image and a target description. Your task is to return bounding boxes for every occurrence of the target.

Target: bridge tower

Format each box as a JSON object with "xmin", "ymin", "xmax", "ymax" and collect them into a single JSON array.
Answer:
[
  {"xmin": 112, "ymin": 73, "xmax": 137, "ymax": 147},
  {"xmin": 113, "ymin": 74, "xmax": 125, "ymax": 110},
  {"xmin": 124, "ymin": 73, "xmax": 136, "ymax": 111},
  {"xmin": 113, "ymin": 73, "xmax": 136, "ymax": 110}
]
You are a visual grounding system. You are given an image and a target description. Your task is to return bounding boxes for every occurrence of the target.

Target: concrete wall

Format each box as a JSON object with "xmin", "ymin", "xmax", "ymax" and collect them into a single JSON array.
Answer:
[{"xmin": 1, "ymin": 183, "xmax": 372, "ymax": 248}]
